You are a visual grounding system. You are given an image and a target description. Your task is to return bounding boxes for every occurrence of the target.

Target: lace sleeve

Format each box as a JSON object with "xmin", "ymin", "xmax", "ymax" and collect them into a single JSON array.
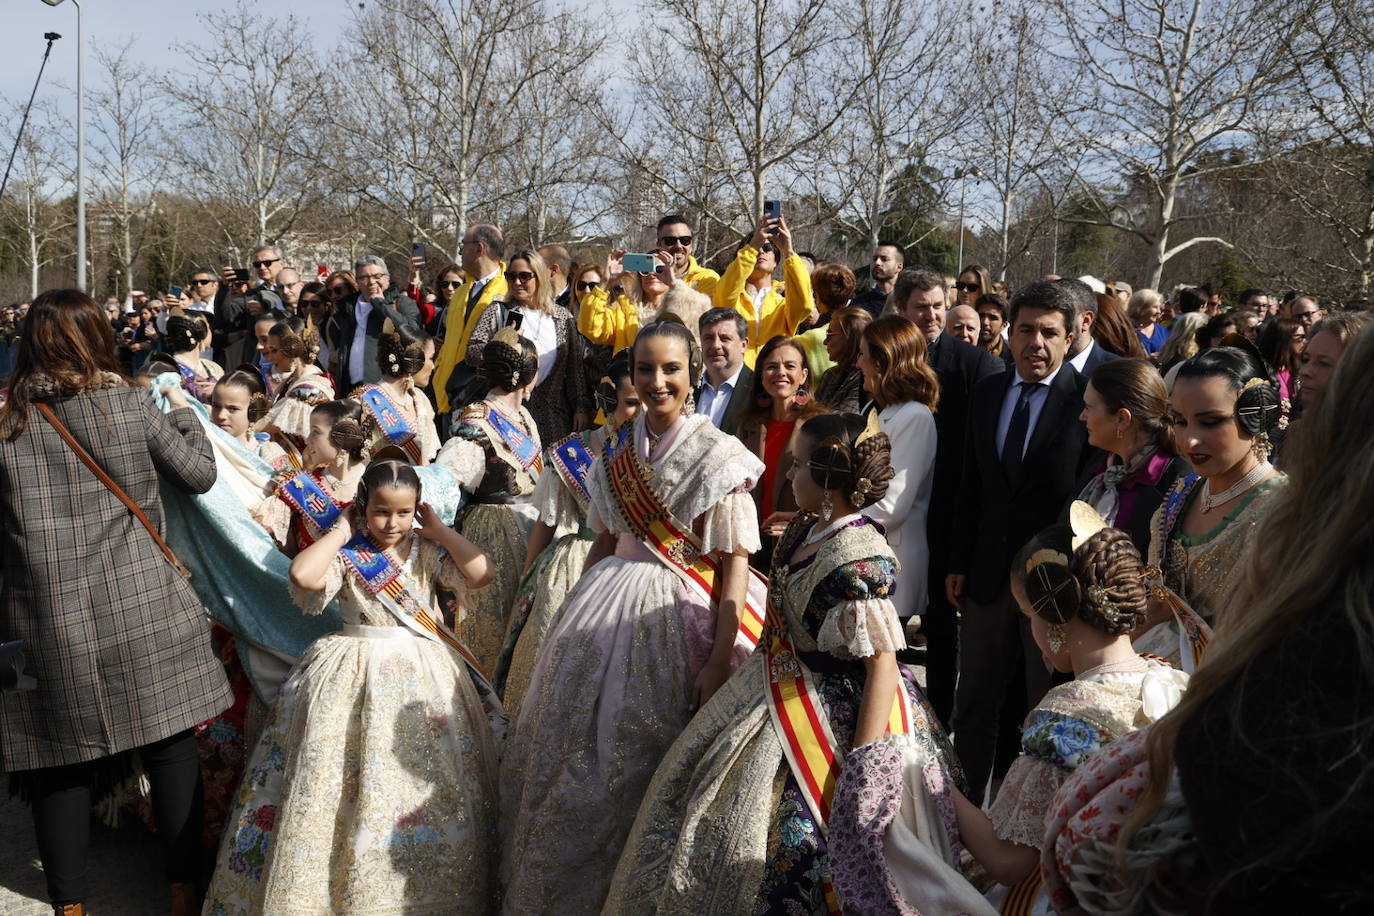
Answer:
[
  {"xmin": 288, "ymin": 556, "xmax": 345, "ymax": 617},
  {"xmin": 435, "ymin": 435, "xmax": 486, "ymax": 489},
  {"xmin": 532, "ymin": 467, "xmax": 581, "ymax": 532},
  {"xmin": 250, "ymin": 492, "xmax": 292, "ymax": 547},
  {"xmin": 815, "ymin": 557, "xmax": 907, "ymax": 658},
  {"xmin": 988, "ymin": 754, "xmax": 1068, "ymax": 850},
  {"xmin": 698, "ymin": 490, "xmax": 761, "ymax": 556}
]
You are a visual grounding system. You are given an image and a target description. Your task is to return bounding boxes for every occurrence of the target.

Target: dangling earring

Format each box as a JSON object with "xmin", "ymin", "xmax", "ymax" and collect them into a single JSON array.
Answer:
[
  {"xmin": 1047, "ymin": 622, "xmax": 1067, "ymax": 653},
  {"xmin": 821, "ymin": 490, "xmax": 834, "ymax": 522},
  {"xmin": 682, "ymin": 389, "xmax": 696, "ymax": 416}
]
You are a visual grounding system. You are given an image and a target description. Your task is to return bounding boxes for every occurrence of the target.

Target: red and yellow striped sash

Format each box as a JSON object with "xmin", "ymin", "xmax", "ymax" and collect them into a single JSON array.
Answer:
[{"xmin": 999, "ymin": 865, "xmax": 1043, "ymax": 915}]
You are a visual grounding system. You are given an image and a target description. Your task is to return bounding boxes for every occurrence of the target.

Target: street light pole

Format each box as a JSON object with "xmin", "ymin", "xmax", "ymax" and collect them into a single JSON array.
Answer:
[{"xmin": 41, "ymin": 0, "xmax": 83, "ymax": 290}]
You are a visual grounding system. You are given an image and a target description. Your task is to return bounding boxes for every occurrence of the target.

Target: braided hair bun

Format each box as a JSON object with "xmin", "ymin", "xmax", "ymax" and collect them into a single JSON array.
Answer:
[
  {"xmin": 269, "ymin": 317, "xmax": 319, "ymax": 363},
  {"xmin": 799, "ymin": 412, "xmax": 894, "ymax": 509},
  {"xmin": 165, "ymin": 313, "xmax": 210, "ymax": 354},
  {"xmin": 1069, "ymin": 527, "xmax": 1149, "ymax": 635},
  {"xmin": 218, "ymin": 364, "xmax": 271, "ymax": 423},
  {"xmin": 377, "ymin": 321, "xmax": 430, "ymax": 378},
  {"xmin": 479, "ymin": 326, "xmax": 538, "ymax": 393},
  {"xmin": 595, "ymin": 349, "xmax": 633, "ymax": 417},
  {"xmin": 311, "ymin": 399, "xmax": 368, "ymax": 461}
]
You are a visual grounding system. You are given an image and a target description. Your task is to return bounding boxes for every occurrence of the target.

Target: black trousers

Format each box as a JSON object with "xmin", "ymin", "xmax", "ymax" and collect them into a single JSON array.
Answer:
[
  {"xmin": 952, "ymin": 586, "xmax": 1054, "ymax": 806},
  {"xmin": 921, "ymin": 584, "xmax": 959, "ymax": 731},
  {"xmin": 26, "ymin": 728, "xmax": 204, "ymax": 906}
]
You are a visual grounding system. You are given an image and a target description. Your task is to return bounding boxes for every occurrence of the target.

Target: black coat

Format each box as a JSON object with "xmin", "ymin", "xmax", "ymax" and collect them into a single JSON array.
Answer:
[
  {"xmin": 326, "ymin": 290, "xmax": 421, "ymax": 387},
  {"xmin": 926, "ymin": 332, "xmax": 1006, "ymax": 577},
  {"xmin": 952, "ymin": 364, "xmax": 1097, "ymax": 604},
  {"xmin": 696, "ymin": 366, "xmax": 754, "ymax": 439}
]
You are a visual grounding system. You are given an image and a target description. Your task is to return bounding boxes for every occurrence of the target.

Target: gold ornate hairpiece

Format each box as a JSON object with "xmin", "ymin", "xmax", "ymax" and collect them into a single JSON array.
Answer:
[
  {"xmin": 1068, "ymin": 500, "xmax": 1108, "ymax": 551},
  {"xmin": 855, "ymin": 410, "xmax": 883, "ymax": 446}
]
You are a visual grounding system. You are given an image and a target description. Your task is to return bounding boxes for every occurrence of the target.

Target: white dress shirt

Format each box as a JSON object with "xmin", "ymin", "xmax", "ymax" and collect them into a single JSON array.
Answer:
[
  {"xmin": 349, "ymin": 296, "xmax": 374, "ymax": 385},
  {"xmin": 1068, "ymin": 339, "xmax": 1097, "ymax": 374},
  {"xmin": 861, "ymin": 399, "xmax": 937, "ymax": 619},
  {"xmin": 995, "ymin": 363, "xmax": 1064, "ymax": 459},
  {"xmin": 697, "ymin": 365, "xmax": 744, "ymax": 428}
]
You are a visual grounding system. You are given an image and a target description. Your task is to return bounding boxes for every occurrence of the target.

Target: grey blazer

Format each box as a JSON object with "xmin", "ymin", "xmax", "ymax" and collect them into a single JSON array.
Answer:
[{"xmin": 0, "ymin": 376, "xmax": 231, "ymax": 771}]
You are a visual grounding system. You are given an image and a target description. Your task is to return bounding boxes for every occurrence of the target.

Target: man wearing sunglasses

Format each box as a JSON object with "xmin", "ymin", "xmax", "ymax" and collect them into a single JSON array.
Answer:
[
  {"xmin": 325, "ymin": 254, "xmax": 422, "ymax": 388},
  {"xmin": 656, "ymin": 214, "xmax": 719, "ymax": 295},
  {"xmin": 710, "ymin": 211, "xmax": 814, "ymax": 368},
  {"xmin": 216, "ymin": 245, "xmax": 286, "ymax": 366}
]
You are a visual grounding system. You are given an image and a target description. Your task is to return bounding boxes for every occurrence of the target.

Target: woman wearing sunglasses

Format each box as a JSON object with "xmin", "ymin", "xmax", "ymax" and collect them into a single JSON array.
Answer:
[
  {"xmin": 465, "ymin": 248, "xmax": 593, "ymax": 443},
  {"xmin": 954, "ymin": 264, "xmax": 994, "ymax": 309}
]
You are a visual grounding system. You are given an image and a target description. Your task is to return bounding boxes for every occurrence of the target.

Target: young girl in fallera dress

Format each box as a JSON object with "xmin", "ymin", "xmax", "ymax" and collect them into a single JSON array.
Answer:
[
  {"xmin": 258, "ymin": 317, "xmax": 335, "ymax": 466},
  {"xmin": 351, "ymin": 322, "xmax": 440, "ymax": 464},
  {"xmin": 204, "ymin": 460, "xmax": 502, "ymax": 915},
  {"xmin": 209, "ymin": 367, "xmax": 287, "ymax": 467}
]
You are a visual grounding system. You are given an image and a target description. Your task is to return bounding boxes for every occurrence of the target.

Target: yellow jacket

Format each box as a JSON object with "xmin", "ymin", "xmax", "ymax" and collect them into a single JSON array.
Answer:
[
  {"xmin": 433, "ymin": 265, "xmax": 507, "ymax": 413},
  {"xmin": 711, "ymin": 247, "xmax": 814, "ymax": 367},
  {"xmin": 682, "ymin": 257, "xmax": 720, "ymax": 296},
  {"xmin": 576, "ymin": 286, "xmax": 642, "ymax": 353}
]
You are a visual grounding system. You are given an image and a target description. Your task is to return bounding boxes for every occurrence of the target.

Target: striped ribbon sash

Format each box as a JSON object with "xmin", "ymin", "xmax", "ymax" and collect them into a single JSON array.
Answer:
[
  {"xmin": 604, "ymin": 425, "xmax": 767, "ymax": 650},
  {"xmin": 999, "ymin": 866, "xmax": 1043, "ymax": 915},
  {"xmin": 357, "ymin": 384, "xmax": 423, "ymax": 463}
]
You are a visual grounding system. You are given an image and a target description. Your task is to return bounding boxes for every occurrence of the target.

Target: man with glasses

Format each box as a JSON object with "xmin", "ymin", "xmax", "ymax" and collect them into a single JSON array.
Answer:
[
  {"xmin": 852, "ymin": 241, "xmax": 905, "ymax": 318},
  {"xmin": 710, "ymin": 211, "xmax": 814, "ymax": 367},
  {"xmin": 325, "ymin": 254, "xmax": 421, "ymax": 387},
  {"xmin": 217, "ymin": 245, "xmax": 286, "ymax": 366},
  {"xmin": 1287, "ymin": 295, "xmax": 1323, "ymax": 330},
  {"xmin": 276, "ymin": 267, "xmax": 304, "ymax": 311},
  {"xmin": 656, "ymin": 214, "xmax": 719, "ymax": 295},
  {"xmin": 433, "ymin": 223, "xmax": 507, "ymax": 415}
]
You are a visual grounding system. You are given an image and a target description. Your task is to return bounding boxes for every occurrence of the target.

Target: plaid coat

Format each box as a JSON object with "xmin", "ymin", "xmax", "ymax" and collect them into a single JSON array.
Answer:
[{"xmin": 0, "ymin": 374, "xmax": 232, "ymax": 771}]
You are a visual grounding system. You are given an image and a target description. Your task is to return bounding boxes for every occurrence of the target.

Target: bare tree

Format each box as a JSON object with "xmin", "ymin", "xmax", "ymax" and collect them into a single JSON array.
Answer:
[
  {"xmin": 159, "ymin": 0, "xmax": 330, "ymax": 255},
  {"xmin": 1046, "ymin": 0, "xmax": 1322, "ymax": 287},
  {"xmin": 88, "ymin": 42, "xmax": 165, "ymax": 300},
  {"xmin": 0, "ymin": 99, "xmax": 73, "ymax": 298}
]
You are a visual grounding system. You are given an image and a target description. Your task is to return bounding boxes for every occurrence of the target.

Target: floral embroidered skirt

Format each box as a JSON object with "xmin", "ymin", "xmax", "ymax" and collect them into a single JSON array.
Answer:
[
  {"xmin": 203, "ymin": 624, "xmax": 500, "ymax": 915},
  {"xmin": 457, "ymin": 504, "xmax": 527, "ymax": 679}
]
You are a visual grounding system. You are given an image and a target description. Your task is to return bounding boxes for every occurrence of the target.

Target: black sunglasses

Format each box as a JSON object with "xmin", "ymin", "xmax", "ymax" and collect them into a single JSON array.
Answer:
[
  {"xmin": 658, "ymin": 235, "xmax": 692, "ymax": 246},
  {"xmin": 576, "ymin": 280, "xmax": 601, "ymax": 292},
  {"xmin": 251, "ymin": 258, "xmax": 281, "ymax": 268},
  {"xmin": 504, "ymin": 270, "xmax": 536, "ymax": 283},
  {"xmin": 438, "ymin": 280, "xmax": 462, "ymax": 288},
  {"xmin": 190, "ymin": 278, "xmax": 215, "ymax": 286},
  {"xmin": 955, "ymin": 281, "xmax": 980, "ymax": 292},
  {"xmin": 760, "ymin": 243, "xmax": 775, "ymax": 253}
]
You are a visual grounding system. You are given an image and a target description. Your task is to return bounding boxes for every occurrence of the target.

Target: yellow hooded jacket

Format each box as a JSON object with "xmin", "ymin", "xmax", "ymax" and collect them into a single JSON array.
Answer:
[{"xmin": 710, "ymin": 247, "xmax": 815, "ymax": 367}]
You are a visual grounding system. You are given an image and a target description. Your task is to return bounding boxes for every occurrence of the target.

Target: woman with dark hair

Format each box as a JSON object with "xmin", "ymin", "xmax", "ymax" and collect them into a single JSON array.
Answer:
[
  {"xmin": 1257, "ymin": 315, "xmax": 1305, "ymax": 405},
  {"xmin": 1044, "ymin": 323, "xmax": 1374, "ymax": 916},
  {"xmin": 607, "ymin": 411, "xmax": 978, "ymax": 914},
  {"xmin": 497, "ymin": 350, "xmax": 642, "ymax": 716},
  {"xmin": 351, "ymin": 321, "xmax": 438, "ymax": 464},
  {"xmin": 813, "ymin": 305, "xmax": 872, "ymax": 414},
  {"xmin": 955, "ymin": 264, "xmax": 994, "ymax": 308},
  {"xmin": 856, "ymin": 314, "xmax": 941, "ymax": 621},
  {"xmin": 440, "ymin": 326, "xmax": 543, "ymax": 675},
  {"xmin": 0, "ymin": 289, "xmax": 228, "ymax": 916},
  {"xmin": 502, "ymin": 320, "xmax": 764, "ymax": 914},
  {"xmin": 1197, "ymin": 313, "xmax": 1237, "ymax": 352},
  {"xmin": 158, "ymin": 310, "xmax": 221, "ymax": 403},
  {"xmin": 1134, "ymin": 346, "xmax": 1287, "ymax": 669},
  {"xmin": 1076, "ymin": 359, "xmax": 1188, "ymax": 552},
  {"xmin": 117, "ymin": 304, "xmax": 159, "ymax": 374},
  {"xmin": 739, "ymin": 335, "xmax": 829, "ymax": 568},
  {"xmin": 258, "ymin": 315, "xmax": 335, "ymax": 464}
]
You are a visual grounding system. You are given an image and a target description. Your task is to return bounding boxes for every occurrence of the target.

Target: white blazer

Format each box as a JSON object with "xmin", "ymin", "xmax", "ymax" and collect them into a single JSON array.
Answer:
[{"xmin": 861, "ymin": 400, "xmax": 937, "ymax": 620}]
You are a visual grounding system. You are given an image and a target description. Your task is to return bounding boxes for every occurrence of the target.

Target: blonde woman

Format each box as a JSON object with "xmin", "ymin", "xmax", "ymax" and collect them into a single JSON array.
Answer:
[
  {"xmin": 577, "ymin": 249, "xmax": 676, "ymax": 352},
  {"xmin": 466, "ymin": 248, "xmax": 590, "ymax": 443}
]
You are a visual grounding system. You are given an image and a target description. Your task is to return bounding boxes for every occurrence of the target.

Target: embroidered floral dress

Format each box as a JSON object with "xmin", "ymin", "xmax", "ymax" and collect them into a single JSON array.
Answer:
[
  {"xmin": 604, "ymin": 513, "xmax": 976, "ymax": 916},
  {"xmin": 203, "ymin": 534, "xmax": 501, "ymax": 916},
  {"xmin": 500, "ymin": 413, "xmax": 762, "ymax": 915},
  {"xmin": 495, "ymin": 426, "xmax": 604, "ymax": 717},
  {"xmin": 983, "ymin": 656, "xmax": 1188, "ymax": 914}
]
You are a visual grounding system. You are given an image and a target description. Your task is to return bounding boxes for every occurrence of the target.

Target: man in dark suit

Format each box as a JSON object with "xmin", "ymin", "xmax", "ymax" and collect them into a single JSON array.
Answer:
[
  {"xmin": 326, "ymin": 254, "xmax": 422, "ymax": 389},
  {"xmin": 1060, "ymin": 277, "xmax": 1122, "ymax": 375},
  {"xmin": 696, "ymin": 306, "xmax": 752, "ymax": 438},
  {"xmin": 891, "ymin": 267, "xmax": 1005, "ymax": 727},
  {"xmin": 947, "ymin": 279, "xmax": 1097, "ymax": 803}
]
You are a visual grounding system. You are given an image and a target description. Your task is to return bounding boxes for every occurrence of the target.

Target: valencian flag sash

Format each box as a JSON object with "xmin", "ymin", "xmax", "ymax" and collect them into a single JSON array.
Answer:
[
  {"xmin": 549, "ymin": 431, "xmax": 594, "ymax": 503},
  {"xmin": 277, "ymin": 470, "xmax": 345, "ymax": 546},
  {"xmin": 173, "ymin": 358, "xmax": 200, "ymax": 389},
  {"xmin": 357, "ymin": 384, "xmax": 423, "ymax": 463},
  {"xmin": 603, "ymin": 422, "xmax": 767, "ymax": 650},
  {"xmin": 998, "ymin": 867, "xmax": 1044, "ymax": 916},
  {"xmin": 464, "ymin": 402, "xmax": 543, "ymax": 473},
  {"xmin": 1148, "ymin": 476, "xmax": 1214, "ymax": 672},
  {"xmin": 339, "ymin": 531, "xmax": 492, "ymax": 682}
]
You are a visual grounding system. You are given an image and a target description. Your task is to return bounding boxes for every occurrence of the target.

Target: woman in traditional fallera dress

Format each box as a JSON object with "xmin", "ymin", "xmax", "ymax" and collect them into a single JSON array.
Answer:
[
  {"xmin": 438, "ymin": 327, "xmax": 543, "ymax": 677},
  {"xmin": 952, "ymin": 507, "xmax": 1187, "ymax": 916},
  {"xmin": 351, "ymin": 321, "xmax": 440, "ymax": 464},
  {"xmin": 1133, "ymin": 347, "xmax": 1287, "ymax": 670},
  {"xmin": 495, "ymin": 351, "xmax": 640, "ymax": 713},
  {"xmin": 203, "ymin": 461, "xmax": 502, "ymax": 916},
  {"xmin": 500, "ymin": 321, "xmax": 765, "ymax": 915},
  {"xmin": 258, "ymin": 317, "xmax": 335, "ymax": 466},
  {"xmin": 605, "ymin": 411, "xmax": 986, "ymax": 916}
]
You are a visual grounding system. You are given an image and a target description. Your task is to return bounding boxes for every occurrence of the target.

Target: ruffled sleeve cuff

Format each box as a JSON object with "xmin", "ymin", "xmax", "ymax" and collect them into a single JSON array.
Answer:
[
  {"xmin": 988, "ymin": 754, "xmax": 1067, "ymax": 851},
  {"xmin": 699, "ymin": 489, "xmax": 761, "ymax": 556},
  {"xmin": 288, "ymin": 557, "xmax": 344, "ymax": 617},
  {"xmin": 250, "ymin": 493, "xmax": 292, "ymax": 547},
  {"xmin": 817, "ymin": 597, "xmax": 907, "ymax": 658},
  {"xmin": 435, "ymin": 436, "xmax": 486, "ymax": 489},
  {"xmin": 265, "ymin": 389, "xmax": 324, "ymax": 440},
  {"xmin": 531, "ymin": 468, "xmax": 582, "ymax": 532}
]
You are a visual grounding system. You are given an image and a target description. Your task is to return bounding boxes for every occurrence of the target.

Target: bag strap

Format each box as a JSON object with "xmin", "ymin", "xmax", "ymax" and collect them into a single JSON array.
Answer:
[{"xmin": 35, "ymin": 402, "xmax": 192, "ymax": 579}]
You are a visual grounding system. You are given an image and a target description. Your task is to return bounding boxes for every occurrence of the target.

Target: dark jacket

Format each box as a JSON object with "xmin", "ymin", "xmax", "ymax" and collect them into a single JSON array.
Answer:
[
  {"xmin": 1071, "ymin": 450, "xmax": 1190, "ymax": 556},
  {"xmin": 697, "ymin": 366, "xmax": 754, "ymax": 439},
  {"xmin": 951, "ymin": 364, "xmax": 1097, "ymax": 604},
  {"xmin": 326, "ymin": 289, "xmax": 422, "ymax": 388},
  {"xmin": 0, "ymin": 375, "xmax": 231, "ymax": 771}
]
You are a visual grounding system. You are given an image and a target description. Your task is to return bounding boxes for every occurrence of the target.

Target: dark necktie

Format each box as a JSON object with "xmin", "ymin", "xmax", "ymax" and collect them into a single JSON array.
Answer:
[{"xmin": 1001, "ymin": 381, "xmax": 1033, "ymax": 484}]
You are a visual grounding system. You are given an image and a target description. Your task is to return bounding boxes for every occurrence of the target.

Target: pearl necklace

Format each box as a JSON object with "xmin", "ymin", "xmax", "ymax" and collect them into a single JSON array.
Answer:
[{"xmin": 1200, "ymin": 460, "xmax": 1273, "ymax": 513}]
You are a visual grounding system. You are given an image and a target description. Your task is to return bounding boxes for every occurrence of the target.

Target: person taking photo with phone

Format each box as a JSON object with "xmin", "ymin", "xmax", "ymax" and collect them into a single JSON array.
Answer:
[{"xmin": 711, "ymin": 209, "xmax": 815, "ymax": 368}]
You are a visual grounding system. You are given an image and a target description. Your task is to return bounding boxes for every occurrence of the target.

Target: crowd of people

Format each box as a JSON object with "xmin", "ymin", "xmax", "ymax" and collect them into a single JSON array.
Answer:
[{"xmin": 1, "ymin": 211, "xmax": 1371, "ymax": 916}]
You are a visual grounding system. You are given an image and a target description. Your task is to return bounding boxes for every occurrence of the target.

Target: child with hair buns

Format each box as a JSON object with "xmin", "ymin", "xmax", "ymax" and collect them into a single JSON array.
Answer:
[
  {"xmin": 605, "ymin": 410, "xmax": 981, "ymax": 916},
  {"xmin": 258, "ymin": 315, "xmax": 335, "ymax": 464},
  {"xmin": 350, "ymin": 320, "xmax": 439, "ymax": 464},
  {"xmin": 204, "ymin": 459, "xmax": 503, "ymax": 915},
  {"xmin": 952, "ymin": 504, "xmax": 1189, "ymax": 914},
  {"xmin": 209, "ymin": 366, "xmax": 287, "ymax": 467},
  {"xmin": 251, "ymin": 399, "xmax": 368, "ymax": 556}
]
